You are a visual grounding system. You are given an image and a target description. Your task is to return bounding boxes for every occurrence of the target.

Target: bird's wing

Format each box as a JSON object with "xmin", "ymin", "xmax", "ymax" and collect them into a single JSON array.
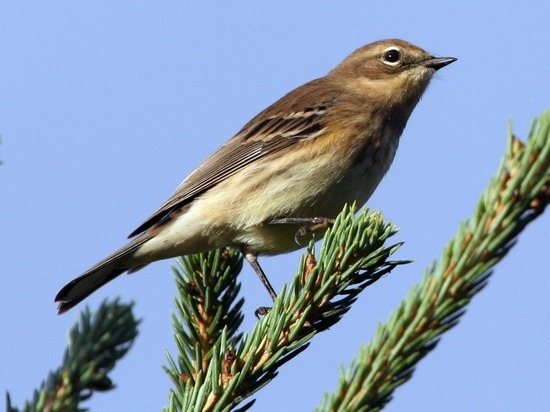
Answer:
[{"xmin": 128, "ymin": 98, "xmax": 333, "ymax": 238}]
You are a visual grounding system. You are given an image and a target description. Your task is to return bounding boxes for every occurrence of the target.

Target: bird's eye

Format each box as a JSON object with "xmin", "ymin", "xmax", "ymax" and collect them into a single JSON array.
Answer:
[{"xmin": 382, "ymin": 48, "xmax": 401, "ymax": 65}]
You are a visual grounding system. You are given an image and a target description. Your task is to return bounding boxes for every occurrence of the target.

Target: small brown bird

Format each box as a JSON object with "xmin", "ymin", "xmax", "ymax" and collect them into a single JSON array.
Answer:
[{"xmin": 56, "ymin": 39, "xmax": 455, "ymax": 314}]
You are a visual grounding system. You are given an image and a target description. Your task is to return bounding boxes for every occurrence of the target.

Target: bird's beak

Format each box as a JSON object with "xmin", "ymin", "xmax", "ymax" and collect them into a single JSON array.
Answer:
[{"xmin": 424, "ymin": 56, "xmax": 457, "ymax": 70}]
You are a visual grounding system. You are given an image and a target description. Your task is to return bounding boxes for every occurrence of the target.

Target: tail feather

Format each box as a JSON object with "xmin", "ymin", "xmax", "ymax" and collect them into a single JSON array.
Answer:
[
  {"xmin": 55, "ymin": 266, "xmax": 127, "ymax": 314},
  {"xmin": 56, "ymin": 234, "xmax": 151, "ymax": 314}
]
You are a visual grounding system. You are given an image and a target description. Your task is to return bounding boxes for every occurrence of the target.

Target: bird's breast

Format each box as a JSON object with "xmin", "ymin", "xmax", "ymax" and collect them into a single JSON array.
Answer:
[{"xmin": 229, "ymin": 123, "xmax": 401, "ymax": 254}]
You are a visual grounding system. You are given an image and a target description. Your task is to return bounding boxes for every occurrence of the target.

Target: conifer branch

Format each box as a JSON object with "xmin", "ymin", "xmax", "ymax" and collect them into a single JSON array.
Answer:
[
  {"xmin": 165, "ymin": 206, "xmax": 410, "ymax": 411},
  {"xmin": 317, "ymin": 109, "xmax": 550, "ymax": 411},
  {"xmin": 6, "ymin": 299, "xmax": 139, "ymax": 412}
]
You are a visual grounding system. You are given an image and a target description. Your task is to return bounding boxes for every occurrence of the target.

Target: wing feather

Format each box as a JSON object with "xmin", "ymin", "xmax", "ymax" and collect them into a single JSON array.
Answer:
[{"xmin": 128, "ymin": 84, "xmax": 335, "ymax": 238}]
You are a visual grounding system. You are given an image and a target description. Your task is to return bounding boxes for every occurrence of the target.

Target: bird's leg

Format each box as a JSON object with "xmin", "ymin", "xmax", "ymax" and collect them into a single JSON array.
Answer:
[
  {"xmin": 244, "ymin": 217, "xmax": 335, "ymax": 317},
  {"xmin": 269, "ymin": 217, "xmax": 336, "ymax": 244},
  {"xmin": 243, "ymin": 251, "xmax": 277, "ymax": 318},
  {"xmin": 243, "ymin": 251, "xmax": 278, "ymax": 301}
]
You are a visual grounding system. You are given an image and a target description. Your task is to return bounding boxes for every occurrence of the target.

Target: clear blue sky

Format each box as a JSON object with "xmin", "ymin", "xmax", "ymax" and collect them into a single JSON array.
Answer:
[{"xmin": 1, "ymin": 2, "xmax": 549, "ymax": 411}]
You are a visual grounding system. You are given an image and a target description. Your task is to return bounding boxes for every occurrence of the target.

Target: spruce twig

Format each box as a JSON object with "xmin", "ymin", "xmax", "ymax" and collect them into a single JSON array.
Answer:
[
  {"xmin": 317, "ymin": 109, "xmax": 550, "ymax": 411},
  {"xmin": 165, "ymin": 206, "xmax": 410, "ymax": 411},
  {"xmin": 6, "ymin": 299, "xmax": 139, "ymax": 412},
  {"xmin": 164, "ymin": 248, "xmax": 245, "ymax": 411}
]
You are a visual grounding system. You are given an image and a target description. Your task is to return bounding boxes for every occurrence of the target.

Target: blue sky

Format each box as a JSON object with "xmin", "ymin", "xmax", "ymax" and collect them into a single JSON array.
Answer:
[{"xmin": 1, "ymin": 2, "xmax": 549, "ymax": 411}]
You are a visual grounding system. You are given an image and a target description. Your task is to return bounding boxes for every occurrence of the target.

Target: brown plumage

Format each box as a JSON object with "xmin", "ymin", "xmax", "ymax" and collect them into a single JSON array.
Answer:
[{"xmin": 55, "ymin": 39, "xmax": 455, "ymax": 313}]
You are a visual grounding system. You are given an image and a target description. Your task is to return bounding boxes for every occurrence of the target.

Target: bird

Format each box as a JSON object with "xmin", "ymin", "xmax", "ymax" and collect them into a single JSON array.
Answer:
[{"xmin": 55, "ymin": 39, "xmax": 455, "ymax": 314}]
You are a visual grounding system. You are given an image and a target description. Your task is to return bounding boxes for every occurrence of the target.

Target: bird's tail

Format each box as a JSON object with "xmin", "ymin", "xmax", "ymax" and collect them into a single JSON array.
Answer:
[{"xmin": 55, "ymin": 235, "xmax": 151, "ymax": 314}]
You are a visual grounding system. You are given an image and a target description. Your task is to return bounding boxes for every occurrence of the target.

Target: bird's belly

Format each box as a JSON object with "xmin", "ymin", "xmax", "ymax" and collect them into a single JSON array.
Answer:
[
  {"xmin": 142, "ymin": 129, "xmax": 399, "ymax": 258},
  {"xmin": 232, "ymin": 142, "xmax": 397, "ymax": 254}
]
